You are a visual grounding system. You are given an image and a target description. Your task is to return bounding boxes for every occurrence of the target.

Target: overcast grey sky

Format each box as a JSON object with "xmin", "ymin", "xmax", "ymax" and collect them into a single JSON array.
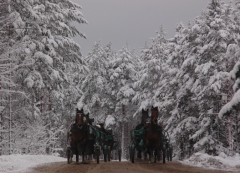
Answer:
[{"xmin": 72, "ymin": 0, "xmax": 230, "ymax": 55}]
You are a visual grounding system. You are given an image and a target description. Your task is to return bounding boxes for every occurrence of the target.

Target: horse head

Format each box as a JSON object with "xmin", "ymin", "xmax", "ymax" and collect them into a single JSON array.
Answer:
[
  {"xmin": 151, "ymin": 107, "xmax": 158, "ymax": 124},
  {"xmin": 76, "ymin": 112, "xmax": 84, "ymax": 125}
]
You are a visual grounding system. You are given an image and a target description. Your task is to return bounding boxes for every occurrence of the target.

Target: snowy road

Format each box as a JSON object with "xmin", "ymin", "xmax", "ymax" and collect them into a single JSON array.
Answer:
[
  {"xmin": 28, "ymin": 160, "xmax": 240, "ymax": 173},
  {"xmin": 1, "ymin": 154, "xmax": 239, "ymax": 173}
]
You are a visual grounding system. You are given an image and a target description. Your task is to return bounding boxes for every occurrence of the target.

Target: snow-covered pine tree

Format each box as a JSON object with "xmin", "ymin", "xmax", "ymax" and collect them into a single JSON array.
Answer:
[
  {"xmin": 176, "ymin": 0, "xmax": 238, "ymax": 155},
  {"xmin": 101, "ymin": 43, "xmax": 119, "ymax": 123},
  {"xmin": 107, "ymin": 45, "xmax": 137, "ymax": 159},
  {"xmin": 78, "ymin": 41, "xmax": 110, "ymax": 122},
  {"xmin": 0, "ymin": 0, "xmax": 87, "ymax": 154},
  {"xmin": 164, "ymin": 21, "xmax": 204, "ymax": 158},
  {"xmin": 218, "ymin": 0, "xmax": 240, "ymax": 154},
  {"xmin": 160, "ymin": 23, "xmax": 195, "ymax": 155},
  {"xmin": 219, "ymin": 58, "xmax": 240, "ymax": 154},
  {"xmin": 133, "ymin": 27, "xmax": 169, "ymax": 115},
  {"xmin": 0, "ymin": 0, "xmax": 11, "ymax": 155},
  {"xmin": 0, "ymin": 0, "xmax": 29, "ymax": 154}
]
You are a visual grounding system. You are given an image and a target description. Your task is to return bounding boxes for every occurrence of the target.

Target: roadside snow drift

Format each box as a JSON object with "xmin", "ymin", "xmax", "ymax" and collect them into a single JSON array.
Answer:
[
  {"xmin": 0, "ymin": 154, "xmax": 65, "ymax": 173},
  {"xmin": 183, "ymin": 152, "xmax": 240, "ymax": 171}
]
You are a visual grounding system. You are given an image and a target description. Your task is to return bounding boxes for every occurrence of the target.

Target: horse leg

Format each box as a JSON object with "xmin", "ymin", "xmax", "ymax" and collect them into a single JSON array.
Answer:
[
  {"xmin": 82, "ymin": 151, "xmax": 85, "ymax": 162},
  {"xmin": 145, "ymin": 140, "xmax": 149, "ymax": 161},
  {"xmin": 149, "ymin": 148, "xmax": 153, "ymax": 163},
  {"xmin": 76, "ymin": 149, "xmax": 79, "ymax": 163},
  {"xmin": 154, "ymin": 149, "xmax": 157, "ymax": 163},
  {"xmin": 82, "ymin": 139, "xmax": 87, "ymax": 163},
  {"xmin": 157, "ymin": 149, "xmax": 161, "ymax": 161},
  {"xmin": 161, "ymin": 148, "xmax": 163, "ymax": 161},
  {"xmin": 144, "ymin": 150, "xmax": 147, "ymax": 161},
  {"xmin": 137, "ymin": 150, "xmax": 141, "ymax": 159},
  {"xmin": 154, "ymin": 143, "xmax": 160, "ymax": 163},
  {"xmin": 82, "ymin": 144, "xmax": 85, "ymax": 162}
]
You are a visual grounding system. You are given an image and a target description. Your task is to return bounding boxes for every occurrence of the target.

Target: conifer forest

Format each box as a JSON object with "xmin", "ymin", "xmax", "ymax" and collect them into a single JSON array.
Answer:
[{"xmin": 0, "ymin": 0, "xmax": 240, "ymax": 160}]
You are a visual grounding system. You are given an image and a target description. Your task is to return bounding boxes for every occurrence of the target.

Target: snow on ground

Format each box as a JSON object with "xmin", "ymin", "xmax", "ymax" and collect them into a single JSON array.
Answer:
[
  {"xmin": 182, "ymin": 152, "xmax": 240, "ymax": 171},
  {"xmin": 0, "ymin": 154, "xmax": 65, "ymax": 173},
  {"xmin": 1, "ymin": 153, "xmax": 240, "ymax": 172}
]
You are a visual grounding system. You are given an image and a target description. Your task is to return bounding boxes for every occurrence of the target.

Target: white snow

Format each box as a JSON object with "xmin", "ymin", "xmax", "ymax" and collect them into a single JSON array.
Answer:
[
  {"xmin": 0, "ymin": 153, "xmax": 240, "ymax": 172},
  {"xmin": 219, "ymin": 89, "xmax": 240, "ymax": 119},
  {"xmin": 182, "ymin": 152, "xmax": 240, "ymax": 171},
  {"xmin": 0, "ymin": 154, "xmax": 65, "ymax": 173},
  {"xmin": 105, "ymin": 115, "xmax": 115, "ymax": 128}
]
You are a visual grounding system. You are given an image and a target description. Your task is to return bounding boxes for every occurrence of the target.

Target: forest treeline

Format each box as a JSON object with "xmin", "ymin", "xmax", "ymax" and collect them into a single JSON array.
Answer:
[{"xmin": 0, "ymin": 0, "xmax": 240, "ymax": 158}]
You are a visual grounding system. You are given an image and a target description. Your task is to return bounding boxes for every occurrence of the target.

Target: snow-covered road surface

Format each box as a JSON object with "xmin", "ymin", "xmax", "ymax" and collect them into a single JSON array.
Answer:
[
  {"xmin": 0, "ymin": 153, "xmax": 240, "ymax": 173},
  {"xmin": 0, "ymin": 154, "xmax": 65, "ymax": 173}
]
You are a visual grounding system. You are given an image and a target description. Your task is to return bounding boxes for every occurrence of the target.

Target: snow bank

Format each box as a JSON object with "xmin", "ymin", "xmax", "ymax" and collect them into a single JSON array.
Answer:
[
  {"xmin": 0, "ymin": 154, "xmax": 65, "ymax": 173},
  {"xmin": 182, "ymin": 152, "xmax": 240, "ymax": 171}
]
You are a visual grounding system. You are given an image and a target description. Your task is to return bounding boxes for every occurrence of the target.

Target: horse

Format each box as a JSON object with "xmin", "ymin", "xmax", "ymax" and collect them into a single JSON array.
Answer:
[
  {"xmin": 69, "ymin": 111, "xmax": 88, "ymax": 163},
  {"xmin": 132, "ymin": 123, "xmax": 145, "ymax": 159},
  {"xmin": 144, "ymin": 121, "xmax": 163, "ymax": 163},
  {"xmin": 103, "ymin": 127, "xmax": 115, "ymax": 161},
  {"xmin": 151, "ymin": 107, "xmax": 158, "ymax": 124},
  {"xmin": 93, "ymin": 123, "xmax": 114, "ymax": 162},
  {"xmin": 142, "ymin": 109, "xmax": 149, "ymax": 124},
  {"xmin": 129, "ymin": 109, "xmax": 148, "ymax": 161},
  {"xmin": 144, "ymin": 107, "xmax": 165, "ymax": 163}
]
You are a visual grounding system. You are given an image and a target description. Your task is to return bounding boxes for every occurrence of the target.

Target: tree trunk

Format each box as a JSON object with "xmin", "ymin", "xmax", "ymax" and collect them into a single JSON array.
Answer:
[
  {"xmin": 8, "ymin": 24, "xmax": 12, "ymax": 155},
  {"xmin": 236, "ymin": 112, "xmax": 239, "ymax": 153},
  {"xmin": 41, "ymin": 88, "xmax": 45, "ymax": 116},
  {"xmin": 121, "ymin": 104, "xmax": 125, "ymax": 159},
  {"xmin": 0, "ymin": 73, "xmax": 2, "ymax": 155},
  {"xmin": 227, "ymin": 116, "xmax": 233, "ymax": 153}
]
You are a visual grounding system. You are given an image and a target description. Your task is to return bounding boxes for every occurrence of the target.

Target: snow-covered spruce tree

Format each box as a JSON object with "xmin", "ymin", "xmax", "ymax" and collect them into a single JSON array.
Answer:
[
  {"xmin": 159, "ymin": 23, "xmax": 195, "ymax": 155},
  {"xmin": 107, "ymin": 45, "xmax": 137, "ymax": 159},
  {"xmin": 110, "ymin": 46, "xmax": 137, "ymax": 114},
  {"xmin": 1, "ymin": 0, "xmax": 87, "ymax": 154},
  {"xmin": 100, "ymin": 43, "xmax": 121, "ymax": 128},
  {"xmin": 133, "ymin": 27, "xmax": 169, "ymax": 116},
  {"xmin": 219, "ymin": 57, "xmax": 240, "ymax": 154},
  {"xmin": 78, "ymin": 41, "xmax": 111, "ymax": 122},
  {"xmin": 176, "ymin": 0, "xmax": 238, "ymax": 155},
  {"xmin": 0, "ymin": 0, "xmax": 32, "ymax": 154},
  {"xmin": 218, "ymin": 2, "xmax": 240, "ymax": 152},
  {"xmin": 163, "ymin": 22, "xmax": 203, "ymax": 158},
  {"xmin": 0, "ymin": 0, "xmax": 12, "ymax": 155}
]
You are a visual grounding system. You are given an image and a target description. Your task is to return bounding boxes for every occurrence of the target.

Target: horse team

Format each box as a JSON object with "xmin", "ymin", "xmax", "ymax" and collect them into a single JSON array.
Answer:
[
  {"xmin": 67, "ymin": 107, "xmax": 172, "ymax": 164},
  {"xmin": 129, "ymin": 108, "xmax": 173, "ymax": 163},
  {"xmin": 67, "ymin": 109, "xmax": 120, "ymax": 164}
]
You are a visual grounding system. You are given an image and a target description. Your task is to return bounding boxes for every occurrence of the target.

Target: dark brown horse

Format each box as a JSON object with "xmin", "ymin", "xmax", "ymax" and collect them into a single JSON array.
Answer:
[
  {"xmin": 142, "ymin": 109, "xmax": 149, "ymax": 124},
  {"xmin": 104, "ymin": 128, "xmax": 116, "ymax": 161},
  {"xmin": 144, "ymin": 122, "xmax": 162, "ymax": 163},
  {"xmin": 144, "ymin": 107, "xmax": 164, "ymax": 163},
  {"xmin": 94, "ymin": 123, "xmax": 115, "ymax": 162},
  {"xmin": 151, "ymin": 107, "xmax": 158, "ymax": 124},
  {"xmin": 70, "ymin": 111, "xmax": 88, "ymax": 163}
]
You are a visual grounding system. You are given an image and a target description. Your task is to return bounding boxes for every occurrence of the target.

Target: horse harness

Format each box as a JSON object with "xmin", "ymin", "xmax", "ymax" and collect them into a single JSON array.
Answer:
[
  {"xmin": 70, "ymin": 122, "xmax": 89, "ymax": 134},
  {"xmin": 144, "ymin": 120, "xmax": 162, "ymax": 133}
]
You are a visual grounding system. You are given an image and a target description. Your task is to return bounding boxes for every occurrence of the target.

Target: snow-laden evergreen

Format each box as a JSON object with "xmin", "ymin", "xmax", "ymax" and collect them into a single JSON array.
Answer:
[
  {"xmin": 219, "ymin": 1, "xmax": 240, "ymax": 117},
  {"xmin": 161, "ymin": 0, "xmax": 240, "ymax": 157},
  {"xmin": 109, "ymin": 45, "xmax": 137, "ymax": 112},
  {"xmin": 133, "ymin": 27, "xmax": 169, "ymax": 113},
  {"xmin": 78, "ymin": 41, "xmax": 110, "ymax": 122},
  {"xmin": 0, "ymin": 0, "xmax": 87, "ymax": 154}
]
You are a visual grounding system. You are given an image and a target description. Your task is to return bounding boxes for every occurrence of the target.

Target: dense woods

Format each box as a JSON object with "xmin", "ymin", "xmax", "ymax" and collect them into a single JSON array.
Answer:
[{"xmin": 0, "ymin": 0, "xmax": 240, "ymax": 159}]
